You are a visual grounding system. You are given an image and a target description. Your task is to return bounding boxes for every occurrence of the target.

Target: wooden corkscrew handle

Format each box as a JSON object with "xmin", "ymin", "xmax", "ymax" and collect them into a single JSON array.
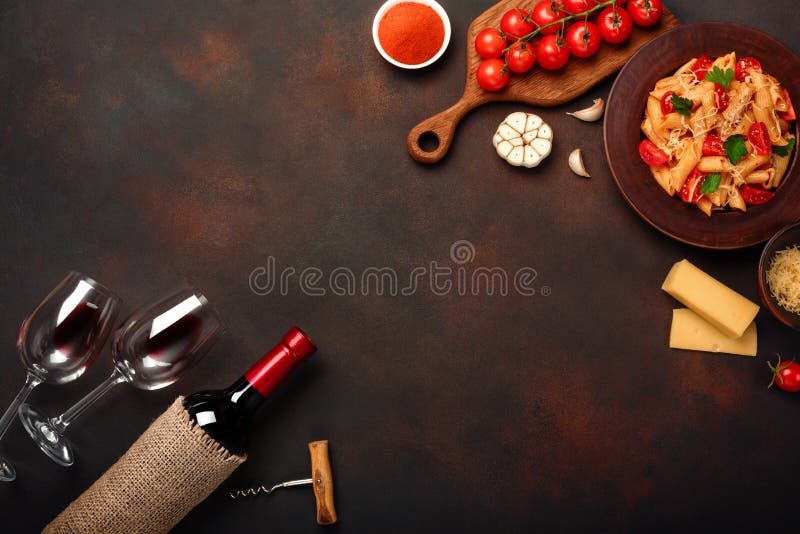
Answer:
[{"xmin": 308, "ymin": 440, "xmax": 337, "ymax": 525}]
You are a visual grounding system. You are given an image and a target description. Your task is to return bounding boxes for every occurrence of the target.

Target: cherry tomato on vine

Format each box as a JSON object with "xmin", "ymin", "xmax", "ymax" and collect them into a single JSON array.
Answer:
[
  {"xmin": 476, "ymin": 58, "xmax": 509, "ymax": 92},
  {"xmin": 690, "ymin": 55, "xmax": 713, "ymax": 80},
  {"xmin": 702, "ymin": 135, "xmax": 725, "ymax": 156},
  {"xmin": 638, "ymin": 139, "xmax": 668, "ymax": 166},
  {"xmin": 562, "ymin": 0, "xmax": 597, "ymax": 14},
  {"xmin": 660, "ymin": 91, "xmax": 675, "ymax": 114},
  {"xmin": 768, "ymin": 357, "xmax": 800, "ymax": 393},
  {"xmin": 627, "ymin": 0, "xmax": 662, "ymax": 27},
  {"xmin": 597, "ymin": 6, "xmax": 633, "ymax": 44},
  {"xmin": 714, "ymin": 84, "xmax": 729, "ymax": 112},
  {"xmin": 735, "ymin": 56, "xmax": 762, "ymax": 82},
  {"xmin": 566, "ymin": 21, "xmax": 601, "ymax": 58},
  {"xmin": 506, "ymin": 41, "xmax": 537, "ymax": 73},
  {"xmin": 741, "ymin": 184, "xmax": 775, "ymax": 205},
  {"xmin": 474, "ymin": 28, "xmax": 506, "ymax": 59},
  {"xmin": 747, "ymin": 122, "xmax": 771, "ymax": 155},
  {"xmin": 530, "ymin": 1, "xmax": 564, "ymax": 35},
  {"xmin": 679, "ymin": 168, "xmax": 704, "ymax": 204},
  {"xmin": 536, "ymin": 34, "xmax": 570, "ymax": 70},
  {"xmin": 500, "ymin": 8, "xmax": 535, "ymax": 41}
]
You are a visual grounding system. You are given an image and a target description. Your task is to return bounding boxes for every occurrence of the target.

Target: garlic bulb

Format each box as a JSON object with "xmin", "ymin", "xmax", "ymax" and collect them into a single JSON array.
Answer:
[
  {"xmin": 492, "ymin": 112, "xmax": 553, "ymax": 168},
  {"xmin": 568, "ymin": 149, "xmax": 590, "ymax": 178},
  {"xmin": 566, "ymin": 98, "xmax": 605, "ymax": 122}
]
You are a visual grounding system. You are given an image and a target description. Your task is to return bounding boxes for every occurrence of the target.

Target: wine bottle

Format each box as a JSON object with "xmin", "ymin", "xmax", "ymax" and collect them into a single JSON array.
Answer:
[{"xmin": 183, "ymin": 327, "xmax": 316, "ymax": 455}]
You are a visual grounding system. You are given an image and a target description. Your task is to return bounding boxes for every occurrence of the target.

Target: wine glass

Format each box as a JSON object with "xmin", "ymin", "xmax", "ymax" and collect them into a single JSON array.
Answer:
[
  {"xmin": 18, "ymin": 287, "xmax": 221, "ymax": 467},
  {"xmin": 0, "ymin": 272, "xmax": 120, "ymax": 482}
]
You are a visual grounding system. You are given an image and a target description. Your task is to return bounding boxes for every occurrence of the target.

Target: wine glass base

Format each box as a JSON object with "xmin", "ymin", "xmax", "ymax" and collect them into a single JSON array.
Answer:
[
  {"xmin": 0, "ymin": 457, "xmax": 16, "ymax": 482},
  {"xmin": 18, "ymin": 404, "xmax": 74, "ymax": 467}
]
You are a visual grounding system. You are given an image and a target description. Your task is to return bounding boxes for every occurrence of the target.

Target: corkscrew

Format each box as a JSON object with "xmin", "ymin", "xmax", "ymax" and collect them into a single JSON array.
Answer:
[{"xmin": 229, "ymin": 440, "xmax": 338, "ymax": 526}]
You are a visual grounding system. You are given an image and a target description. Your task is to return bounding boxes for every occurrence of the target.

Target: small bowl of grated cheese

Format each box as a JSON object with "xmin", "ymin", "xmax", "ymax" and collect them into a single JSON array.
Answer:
[{"xmin": 759, "ymin": 223, "xmax": 800, "ymax": 329}]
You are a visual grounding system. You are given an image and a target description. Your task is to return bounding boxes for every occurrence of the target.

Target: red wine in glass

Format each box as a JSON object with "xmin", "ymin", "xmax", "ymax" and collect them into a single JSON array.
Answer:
[
  {"xmin": 18, "ymin": 288, "xmax": 221, "ymax": 467},
  {"xmin": 0, "ymin": 273, "xmax": 120, "ymax": 483}
]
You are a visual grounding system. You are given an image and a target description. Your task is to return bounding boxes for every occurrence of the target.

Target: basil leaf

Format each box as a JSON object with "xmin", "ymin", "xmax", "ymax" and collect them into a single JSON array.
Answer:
[
  {"xmin": 671, "ymin": 94, "xmax": 694, "ymax": 116},
  {"xmin": 700, "ymin": 173, "xmax": 722, "ymax": 195},
  {"xmin": 724, "ymin": 134, "xmax": 748, "ymax": 165},
  {"xmin": 772, "ymin": 137, "xmax": 796, "ymax": 157},
  {"xmin": 704, "ymin": 66, "xmax": 735, "ymax": 91}
]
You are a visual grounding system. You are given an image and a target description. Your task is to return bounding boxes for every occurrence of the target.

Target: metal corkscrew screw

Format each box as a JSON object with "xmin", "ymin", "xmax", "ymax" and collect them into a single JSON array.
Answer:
[{"xmin": 228, "ymin": 440, "xmax": 338, "ymax": 526}]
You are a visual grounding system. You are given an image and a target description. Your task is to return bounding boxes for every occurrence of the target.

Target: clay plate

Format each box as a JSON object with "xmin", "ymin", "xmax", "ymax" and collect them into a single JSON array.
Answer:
[{"xmin": 604, "ymin": 22, "xmax": 800, "ymax": 249}]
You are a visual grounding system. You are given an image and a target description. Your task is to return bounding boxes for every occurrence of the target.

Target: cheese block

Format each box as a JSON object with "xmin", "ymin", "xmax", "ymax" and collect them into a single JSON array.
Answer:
[
  {"xmin": 669, "ymin": 308, "xmax": 757, "ymax": 357},
  {"xmin": 662, "ymin": 259, "xmax": 759, "ymax": 339}
]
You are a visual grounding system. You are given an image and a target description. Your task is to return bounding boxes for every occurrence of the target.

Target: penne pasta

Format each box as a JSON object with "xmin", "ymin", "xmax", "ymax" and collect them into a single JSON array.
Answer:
[
  {"xmin": 640, "ymin": 52, "xmax": 795, "ymax": 216},
  {"xmin": 697, "ymin": 156, "xmax": 732, "ymax": 173}
]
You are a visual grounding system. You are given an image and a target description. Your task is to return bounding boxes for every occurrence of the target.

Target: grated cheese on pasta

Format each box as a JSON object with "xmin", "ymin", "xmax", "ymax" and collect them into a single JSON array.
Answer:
[
  {"xmin": 641, "ymin": 51, "xmax": 796, "ymax": 216},
  {"xmin": 766, "ymin": 245, "xmax": 800, "ymax": 314}
]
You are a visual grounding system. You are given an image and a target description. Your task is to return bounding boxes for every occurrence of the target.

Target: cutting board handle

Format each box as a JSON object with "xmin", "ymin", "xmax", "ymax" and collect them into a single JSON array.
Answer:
[{"xmin": 407, "ymin": 96, "xmax": 476, "ymax": 164}]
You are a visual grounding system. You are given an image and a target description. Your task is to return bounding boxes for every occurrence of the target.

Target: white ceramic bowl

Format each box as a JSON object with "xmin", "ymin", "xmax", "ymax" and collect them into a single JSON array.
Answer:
[{"xmin": 372, "ymin": 0, "xmax": 451, "ymax": 69}]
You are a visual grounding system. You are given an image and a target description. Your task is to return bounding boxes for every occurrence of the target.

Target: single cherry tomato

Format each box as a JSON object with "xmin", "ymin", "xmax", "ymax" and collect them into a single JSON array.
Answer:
[
  {"xmin": 679, "ymin": 168, "xmax": 705, "ymax": 204},
  {"xmin": 638, "ymin": 139, "xmax": 668, "ymax": 166},
  {"xmin": 735, "ymin": 56, "xmax": 762, "ymax": 82},
  {"xmin": 530, "ymin": 1, "xmax": 564, "ymax": 36},
  {"xmin": 748, "ymin": 122, "xmax": 771, "ymax": 155},
  {"xmin": 779, "ymin": 89, "xmax": 796, "ymax": 121},
  {"xmin": 769, "ymin": 357, "xmax": 800, "ymax": 393},
  {"xmin": 536, "ymin": 34, "xmax": 570, "ymax": 71},
  {"xmin": 500, "ymin": 8, "xmax": 535, "ymax": 41},
  {"xmin": 741, "ymin": 184, "xmax": 775, "ymax": 205},
  {"xmin": 597, "ymin": 6, "xmax": 633, "ymax": 45},
  {"xmin": 476, "ymin": 58, "xmax": 509, "ymax": 92},
  {"xmin": 660, "ymin": 91, "xmax": 675, "ymax": 114},
  {"xmin": 506, "ymin": 41, "xmax": 536, "ymax": 73},
  {"xmin": 562, "ymin": 0, "xmax": 597, "ymax": 13},
  {"xmin": 475, "ymin": 28, "xmax": 506, "ymax": 59},
  {"xmin": 627, "ymin": 0, "xmax": 662, "ymax": 27},
  {"xmin": 565, "ymin": 21, "xmax": 601, "ymax": 58},
  {"xmin": 691, "ymin": 55, "xmax": 713, "ymax": 80},
  {"xmin": 702, "ymin": 135, "xmax": 725, "ymax": 156},
  {"xmin": 714, "ymin": 84, "xmax": 729, "ymax": 112}
]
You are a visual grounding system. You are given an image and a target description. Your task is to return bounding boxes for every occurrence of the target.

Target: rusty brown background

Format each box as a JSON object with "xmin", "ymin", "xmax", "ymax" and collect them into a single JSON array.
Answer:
[{"xmin": 1, "ymin": 1, "xmax": 799, "ymax": 532}]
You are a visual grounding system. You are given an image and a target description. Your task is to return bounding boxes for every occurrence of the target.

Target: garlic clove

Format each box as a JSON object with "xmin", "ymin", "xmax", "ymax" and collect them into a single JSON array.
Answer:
[
  {"xmin": 522, "ymin": 129, "xmax": 538, "ymax": 144},
  {"xmin": 507, "ymin": 146, "xmax": 525, "ymax": 166},
  {"xmin": 525, "ymin": 114, "xmax": 543, "ymax": 131},
  {"xmin": 532, "ymin": 138, "xmax": 551, "ymax": 157},
  {"xmin": 523, "ymin": 146, "xmax": 542, "ymax": 168},
  {"xmin": 497, "ymin": 124, "xmax": 519, "ymax": 141},
  {"xmin": 496, "ymin": 140, "xmax": 514, "ymax": 158},
  {"xmin": 566, "ymin": 98, "xmax": 605, "ymax": 122},
  {"xmin": 569, "ymin": 148, "xmax": 591, "ymax": 178},
  {"xmin": 538, "ymin": 124, "xmax": 552, "ymax": 140},
  {"xmin": 506, "ymin": 112, "xmax": 528, "ymax": 134}
]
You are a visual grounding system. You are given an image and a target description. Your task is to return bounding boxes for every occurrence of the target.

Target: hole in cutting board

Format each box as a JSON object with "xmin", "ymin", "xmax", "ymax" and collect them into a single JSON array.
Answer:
[{"xmin": 418, "ymin": 131, "xmax": 440, "ymax": 152}]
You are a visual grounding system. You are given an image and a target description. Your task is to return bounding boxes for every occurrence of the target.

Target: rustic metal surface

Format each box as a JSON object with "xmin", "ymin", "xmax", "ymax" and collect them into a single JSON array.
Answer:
[{"xmin": 0, "ymin": 1, "xmax": 799, "ymax": 532}]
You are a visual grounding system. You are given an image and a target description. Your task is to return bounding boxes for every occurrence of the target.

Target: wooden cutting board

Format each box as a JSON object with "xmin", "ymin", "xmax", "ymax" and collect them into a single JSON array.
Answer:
[{"xmin": 407, "ymin": 2, "xmax": 680, "ymax": 163}]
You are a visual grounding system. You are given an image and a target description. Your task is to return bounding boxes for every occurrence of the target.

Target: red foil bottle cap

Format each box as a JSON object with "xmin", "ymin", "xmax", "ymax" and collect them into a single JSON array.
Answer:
[
  {"xmin": 283, "ymin": 326, "xmax": 316, "ymax": 360},
  {"xmin": 244, "ymin": 327, "xmax": 317, "ymax": 397}
]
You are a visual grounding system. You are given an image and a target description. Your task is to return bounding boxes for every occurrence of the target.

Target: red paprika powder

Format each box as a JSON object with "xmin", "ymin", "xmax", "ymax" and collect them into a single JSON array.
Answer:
[{"xmin": 378, "ymin": 2, "xmax": 445, "ymax": 65}]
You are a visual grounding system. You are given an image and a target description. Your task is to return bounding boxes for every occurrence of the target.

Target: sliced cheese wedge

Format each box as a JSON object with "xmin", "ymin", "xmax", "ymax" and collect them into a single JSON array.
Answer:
[
  {"xmin": 670, "ymin": 308, "xmax": 757, "ymax": 357},
  {"xmin": 662, "ymin": 259, "xmax": 759, "ymax": 339}
]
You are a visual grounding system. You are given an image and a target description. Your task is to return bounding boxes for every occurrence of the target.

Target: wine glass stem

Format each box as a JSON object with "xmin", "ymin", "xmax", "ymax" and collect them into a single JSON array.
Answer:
[
  {"xmin": 50, "ymin": 368, "xmax": 126, "ymax": 434},
  {"xmin": 0, "ymin": 373, "xmax": 41, "ymax": 442}
]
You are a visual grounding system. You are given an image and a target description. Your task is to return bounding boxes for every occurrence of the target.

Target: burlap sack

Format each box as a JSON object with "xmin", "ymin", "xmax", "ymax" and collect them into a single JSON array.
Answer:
[{"xmin": 43, "ymin": 396, "xmax": 246, "ymax": 534}]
